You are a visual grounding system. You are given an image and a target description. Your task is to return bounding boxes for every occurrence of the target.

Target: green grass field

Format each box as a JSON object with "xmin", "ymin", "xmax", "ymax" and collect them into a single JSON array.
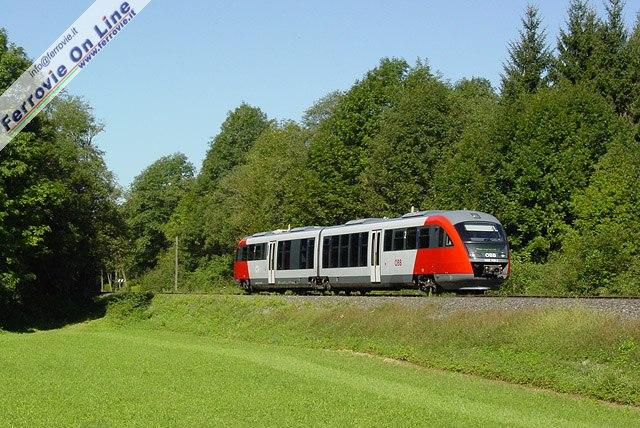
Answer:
[
  {"xmin": 1, "ymin": 327, "xmax": 639, "ymax": 427},
  {"xmin": 1, "ymin": 293, "xmax": 639, "ymax": 426}
]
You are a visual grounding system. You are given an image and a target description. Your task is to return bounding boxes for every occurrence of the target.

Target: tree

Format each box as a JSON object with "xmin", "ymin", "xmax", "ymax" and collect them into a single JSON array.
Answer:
[
  {"xmin": 593, "ymin": 0, "xmax": 630, "ymax": 115},
  {"xmin": 554, "ymin": 0, "xmax": 600, "ymax": 85},
  {"xmin": 432, "ymin": 78, "xmax": 501, "ymax": 212},
  {"xmin": 123, "ymin": 153, "xmax": 194, "ymax": 276},
  {"xmin": 302, "ymin": 91, "xmax": 343, "ymax": 131},
  {"xmin": 306, "ymin": 58, "xmax": 410, "ymax": 225},
  {"xmin": 501, "ymin": 4, "xmax": 552, "ymax": 99},
  {"xmin": 167, "ymin": 104, "xmax": 270, "ymax": 268},
  {"xmin": 1, "ymin": 29, "xmax": 123, "ymax": 311},
  {"xmin": 0, "ymin": 98, "xmax": 123, "ymax": 305},
  {"xmin": 563, "ymin": 136, "xmax": 640, "ymax": 295},
  {"xmin": 199, "ymin": 104, "xmax": 271, "ymax": 186},
  {"xmin": 624, "ymin": 12, "xmax": 640, "ymax": 121},
  {"xmin": 361, "ymin": 66, "xmax": 454, "ymax": 215},
  {"xmin": 492, "ymin": 85, "xmax": 632, "ymax": 261},
  {"xmin": 202, "ymin": 122, "xmax": 309, "ymax": 253}
]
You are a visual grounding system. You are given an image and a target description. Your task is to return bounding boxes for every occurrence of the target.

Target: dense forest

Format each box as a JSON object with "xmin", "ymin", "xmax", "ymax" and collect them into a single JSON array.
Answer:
[{"xmin": 1, "ymin": 1, "xmax": 640, "ymax": 316}]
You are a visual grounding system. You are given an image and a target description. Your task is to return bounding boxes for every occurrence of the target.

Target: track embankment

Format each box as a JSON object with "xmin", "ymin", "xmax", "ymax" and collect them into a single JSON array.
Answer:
[
  {"xmin": 277, "ymin": 295, "xmax": 640, "ymax": 319},
  {"xmin": 99, "ymin": 293, "xmax": 640, "ymax": 406}
]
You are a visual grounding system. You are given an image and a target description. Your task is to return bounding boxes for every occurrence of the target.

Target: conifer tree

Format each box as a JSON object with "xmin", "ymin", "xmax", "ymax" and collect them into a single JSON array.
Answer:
[
  {"xmin": 595, "ymin": 0, "xmax": 629, "ymax": 114},
  {"xmin": 501, "ymin": 4, "xmax": 551, "ymax": 99},
  {"xmin": 554, "ymin": 0, "xmax": 600, "ymax": 84},
  {"xmin": 625, "ymin": 12, "xmax": 640, "ymax": 121}
]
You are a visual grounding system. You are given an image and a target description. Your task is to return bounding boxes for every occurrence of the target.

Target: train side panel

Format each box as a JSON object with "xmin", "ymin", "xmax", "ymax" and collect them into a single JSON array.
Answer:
[{"xmin": 318, "ymin": 223, "xmax": 375, "ymax": 288}]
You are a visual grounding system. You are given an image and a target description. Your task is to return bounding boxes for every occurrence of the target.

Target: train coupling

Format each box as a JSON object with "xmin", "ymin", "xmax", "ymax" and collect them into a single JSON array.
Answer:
[{"xmin": 483, "ymin": 265, "xmax": 503, "ymax": 276}]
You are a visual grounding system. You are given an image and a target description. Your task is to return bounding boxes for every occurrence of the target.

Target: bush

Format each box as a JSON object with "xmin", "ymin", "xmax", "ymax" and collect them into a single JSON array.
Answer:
[
  {"xmin": 103, "ymin": 292, "xmax": 154, "ymax": 321},
  {"xmin": 135, "ymin": 250, "xmax": 237, "ymax": 294}
]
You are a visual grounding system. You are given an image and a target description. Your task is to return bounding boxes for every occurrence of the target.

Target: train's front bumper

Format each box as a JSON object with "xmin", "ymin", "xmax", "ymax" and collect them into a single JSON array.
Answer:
[{"xmin": 435, "ymin": 260, "xmax": 508, "ymax": 291}]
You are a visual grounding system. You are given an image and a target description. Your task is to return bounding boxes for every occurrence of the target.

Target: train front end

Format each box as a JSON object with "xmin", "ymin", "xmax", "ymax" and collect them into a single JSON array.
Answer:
[
  {"xmin": 454, "ymin": 217, "xmax": 509, "ymax": 290},
  {"xmin": 430, "ymin": 212, "xmax": 510, "ymax": 292}
]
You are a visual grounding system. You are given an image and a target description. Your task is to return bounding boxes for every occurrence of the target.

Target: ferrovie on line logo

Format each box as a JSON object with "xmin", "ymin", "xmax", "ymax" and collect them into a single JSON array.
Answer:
[{"xmin": 0, "ymin": 0, "xmax": 152, "ymax": 152}]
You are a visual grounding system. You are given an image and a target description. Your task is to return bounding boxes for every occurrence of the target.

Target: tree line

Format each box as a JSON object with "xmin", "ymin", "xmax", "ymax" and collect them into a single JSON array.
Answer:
[
  {"xmin": 1, "ymin": 1, "xmax": 639, "ymax": 313},
  {"xmin": 0, "ymin": 29, "xmax": 122, "ymax": 319}
]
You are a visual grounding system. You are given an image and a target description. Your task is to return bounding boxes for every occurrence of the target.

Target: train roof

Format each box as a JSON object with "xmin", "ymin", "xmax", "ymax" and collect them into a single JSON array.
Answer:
[{"xmin": 244, "ymin": 210, "xmax": 500, "ymax": 240}]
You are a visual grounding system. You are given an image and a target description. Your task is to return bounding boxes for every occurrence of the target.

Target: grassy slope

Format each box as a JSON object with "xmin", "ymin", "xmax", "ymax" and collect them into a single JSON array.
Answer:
[
  {"xmin": 104, "ymin": 294, "xmax": 640, "ymax": 406},
  {"xmin": 0, "ymin": 327, "xmax": 639, "ymax": 427}
]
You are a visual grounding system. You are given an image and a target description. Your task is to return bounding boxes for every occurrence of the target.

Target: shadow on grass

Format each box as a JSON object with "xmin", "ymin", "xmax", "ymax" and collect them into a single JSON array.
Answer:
[{"xmin": 0, "ymin": 293, "xmax": 153, "ymax": 333}]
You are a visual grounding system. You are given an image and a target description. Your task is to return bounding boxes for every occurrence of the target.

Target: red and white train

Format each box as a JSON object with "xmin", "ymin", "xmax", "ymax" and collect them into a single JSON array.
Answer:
[{"xmin": 234, "ymin": 210, "xmax": 509, "ymax": 294}]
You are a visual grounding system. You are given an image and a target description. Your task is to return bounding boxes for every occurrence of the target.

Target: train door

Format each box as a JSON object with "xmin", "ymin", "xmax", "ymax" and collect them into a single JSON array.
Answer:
[
  {"xmin": 268, "ymin": 241, "xmax": 277, "ymax": 285},
  {"xmin": 370, "ymin": 230, "xmax": 381, "ymax": 283}
]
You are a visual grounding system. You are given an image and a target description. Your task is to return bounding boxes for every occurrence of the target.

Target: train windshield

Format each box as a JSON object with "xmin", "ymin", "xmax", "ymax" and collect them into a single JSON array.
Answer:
[
  {"xmin": 455, "ymin": 222, "xmax": 506, "ymax": 243},
  {"xmin": 455, "ymin": 222, "xmax": 508, "ymax": 260}
]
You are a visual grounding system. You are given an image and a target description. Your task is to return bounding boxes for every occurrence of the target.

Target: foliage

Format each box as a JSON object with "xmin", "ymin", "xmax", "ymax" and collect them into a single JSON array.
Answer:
[
  {"xmin": 430, "ymin": 78, "xmax": 500, "ymax": 211},
  {"xmin": 166, "ymin": 104, "xmax": 271, "ymax": 270},
  {"xmin": 492, "ymin": 85, "xmax": 632, "ymax": 261},
  {"xmin": 554, "ymin": 0, "xmax": 601, "ymax": 85},
  {"xmin": 501, "ymin": 4, "xmax": 552, "ymax": 99},
  {"xmin": 566, "ymin": 136, "xmax": 640, "ymax": 294},
  {"xmin": 122, "ymin": 153, "xmax": 194, "ymax": 276},
  {"xmin": 0, "ymin": 29, "xmax": 125, "ymax": 313},
  {"xmin": 202, "ymin": 122, "xmax": 311, "ymax": 252},
  {"xmin": 0, "ymin": 100, "xmax": 122, "ymax": 304},
  {"xmin": 6, "ymin": 0, "xmax": 640, "ymax": 299},
  {"xmin": 199, "ymin": 103, "xmax": 272, "ymax": 186},
  {"xmin": 361, "ymin": 66, "xmax": 454, "ymax": 215},
  {"xmin": 306, "ymin": 58, "xmax": 411, "ymax": 225}
]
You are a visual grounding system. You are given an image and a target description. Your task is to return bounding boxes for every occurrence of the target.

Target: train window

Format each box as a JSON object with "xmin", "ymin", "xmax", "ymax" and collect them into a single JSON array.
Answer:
[
  {"xmin": 277, "ymin": 240, "xmax": 292, "ymax": 270},
  {"xmin": 290, "ymin": 239, "xmax": 301, "ymax": 270},
  {"xmin": 299, "ymin": 239, "xmax": 307, "ymax": 270},
  {"xmin": 349, "ymin": 233, "xmax": 359, "ymax": 267},
  {"xmin": 277, "ymin": 242, "xmax": 282, "ymax": 269},
  {"xmin": 455, "ymin": 222, "xmax": 506, "ymax": 242},
  {"xmin": 406, "ymin": 227, "xmax": 417, "ymax": 250},
  {"xmin": 284, "ymin": 241, "xmax": 292, "ymax": 269},
  {"xmin": 429, "ymin": 227, "xmax": 440, "ymax": 248},
  {"xmin": 384, "ymin": 230, "xmax": 392, "ymax": 251},
  {"xmin": 339, "ymin": 234, "xmax": 349, "ymax": 268},
  {"xmin": 418, "ymin": 227, "xmax": 430, "ymax": 248},
  {"xmin": 307, "ymin": 238, "xmax": 315, "ymax": 269},
  {"xmin": 236, "ymin": 246, "xmax": 248, "ymax": 261},
  {"xmin": 298, "ymin": 238, "xmax": 315, "ymax": 270},
  {"xmin": 392, "ymin": 229, "xmax": 405, "ymax": 251},
  {"xmin": 359, "ymin": 232, "xmax": 368, "ymax": 267},
  {"xmin": 330, "ymin": 236, "xmax": 339, "ymax": 268},
  {"xmin": 256, "ymin": 243, "xmax": 265, "ymax": 260},
  {"xmin": 322, "ymin": 237, "xmax": 330, "ymax": 268},
  {"xmin": 436, "ymin": 228, "xmax": 453, "ymax": 248}
]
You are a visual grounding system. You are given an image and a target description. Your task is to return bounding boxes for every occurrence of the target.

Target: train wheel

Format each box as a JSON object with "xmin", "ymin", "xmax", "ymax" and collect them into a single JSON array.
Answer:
[
  {"xmin": 324, "ymin": 282, "xmax": 332, "ymax": 295},
  {"xmin": 243, "ymin": 282, "xmax": 253, "ymax": 295},
  {"xmin": 419, "ymin": 278, "xmax": 440, "ymax": 296}
]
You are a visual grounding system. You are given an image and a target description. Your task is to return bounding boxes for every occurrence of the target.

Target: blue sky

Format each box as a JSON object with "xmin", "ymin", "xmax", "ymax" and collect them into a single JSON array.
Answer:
[{"xmin": 3, "ymin": 0, "xmax": 640, "ymax": 188}]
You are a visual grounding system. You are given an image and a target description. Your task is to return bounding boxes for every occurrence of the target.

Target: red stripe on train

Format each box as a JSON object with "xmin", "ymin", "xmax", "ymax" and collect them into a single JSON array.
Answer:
[
  {"xmin": 412, "ymin": 215, "xmax": 473, "ymax": 276},
  {"xmin": 234, "ymin": 239, "xmax": 249, "ymax": 280}
]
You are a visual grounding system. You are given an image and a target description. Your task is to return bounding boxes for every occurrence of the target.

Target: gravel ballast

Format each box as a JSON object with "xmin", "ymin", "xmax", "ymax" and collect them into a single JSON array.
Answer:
[{"xmin": 277, "ymin": 295, "xmax": 640, "ymax": 319}]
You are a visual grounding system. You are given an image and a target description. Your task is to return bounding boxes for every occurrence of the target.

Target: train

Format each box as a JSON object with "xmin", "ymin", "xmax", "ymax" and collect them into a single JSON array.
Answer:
[{"xmin": 233, "ymin": 210, "xmax": 509, "ymax": 294}]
